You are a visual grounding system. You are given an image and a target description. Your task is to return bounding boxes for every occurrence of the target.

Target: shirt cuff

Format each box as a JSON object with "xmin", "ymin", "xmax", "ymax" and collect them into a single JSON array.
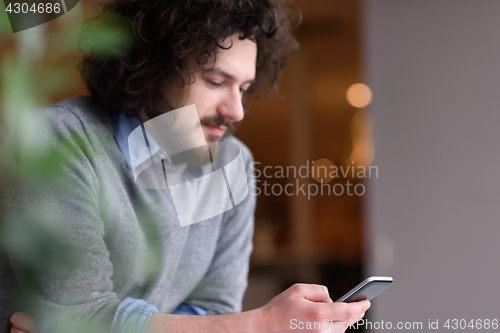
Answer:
[
  {"xmin": 111, "ymin": 297, "xmax": 159, "ymax": 333},
  {"xmin": 172, "ymin": 303, "xmax": 209, "ymax": 315}
]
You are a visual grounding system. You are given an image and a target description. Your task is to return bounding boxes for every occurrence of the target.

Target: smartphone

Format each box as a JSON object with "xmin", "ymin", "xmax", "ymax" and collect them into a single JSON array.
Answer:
[{"xmin": 335, "ymin": 276, "xmax": 393, "ymax": 303}]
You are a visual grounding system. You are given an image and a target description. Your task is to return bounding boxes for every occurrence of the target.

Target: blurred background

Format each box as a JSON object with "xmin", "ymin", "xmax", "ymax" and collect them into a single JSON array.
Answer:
[{"xmin": 2, "ymin": 0, "xmax": 500, "ymax": 332}]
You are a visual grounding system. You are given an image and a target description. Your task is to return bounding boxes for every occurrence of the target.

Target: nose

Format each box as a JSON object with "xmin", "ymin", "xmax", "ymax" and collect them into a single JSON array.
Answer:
[{"xmin": 217, "ymin": 87, "xmax": 245, "ymax": 123}]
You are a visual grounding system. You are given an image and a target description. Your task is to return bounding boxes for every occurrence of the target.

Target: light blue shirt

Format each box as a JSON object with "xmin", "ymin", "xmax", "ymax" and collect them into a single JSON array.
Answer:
[
  {"xmin": 113, "ymin": 111, "xmax": 164, "ymax": 171},
  {"xmin": 110, "ymin": 111, "xmax": 208, "ymax": 333}
]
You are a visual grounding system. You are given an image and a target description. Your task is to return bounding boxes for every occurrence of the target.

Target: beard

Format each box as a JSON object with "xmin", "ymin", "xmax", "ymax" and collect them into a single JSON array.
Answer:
[
  {"xmin": 200, "ymin": 115, "xmax": 237, "ymax": 161},
  {"xmin": 168, "ymin": 117, "xmax": 236, "ymax": 167}
]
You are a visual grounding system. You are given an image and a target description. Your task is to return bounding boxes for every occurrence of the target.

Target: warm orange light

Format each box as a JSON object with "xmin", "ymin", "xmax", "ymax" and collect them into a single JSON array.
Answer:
[
  {"xmin": 346, "ymin": 109, "xmax": 375, "ymax": 168},
  {"xmin": 312, "ymin": 158, "xmax": 335, "ymax": 183},
  {"xmin": 346, "ymin": 83, "xmax": 372, "ymax": 108}
]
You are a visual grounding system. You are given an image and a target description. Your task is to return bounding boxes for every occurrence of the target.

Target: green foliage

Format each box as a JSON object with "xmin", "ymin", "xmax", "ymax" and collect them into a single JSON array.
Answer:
[
  {"xmin": 79, "ymin": 12, "xmax": 132, "ymax": 57},
  {"xmin": 0, "ymin": 0, "xmax": 11, "ymax": 36},
  {"xmin": 0, "ymin": 6, "xmax": 132, "ymax": 333}
]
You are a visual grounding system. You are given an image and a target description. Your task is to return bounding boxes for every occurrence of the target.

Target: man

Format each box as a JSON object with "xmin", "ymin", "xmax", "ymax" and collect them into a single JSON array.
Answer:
[{"xmin": 1, "ymin": 0, "xmax": 370, "ymax": 332}]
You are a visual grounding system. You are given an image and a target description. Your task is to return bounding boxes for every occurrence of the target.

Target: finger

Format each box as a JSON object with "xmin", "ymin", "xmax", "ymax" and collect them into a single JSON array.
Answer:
[
  {"xmin": 347, "ymin": 300, "xmax": 370, "ymax": 314},
  {"xmin": 328, "ymin": 312, "xmax": 367, "ymax": 333},
  {"xmin": 329, "ymin": 319, "xmax": 355, "ymax": 333},
  {"xmin": 359, "ymin": 300, "xmax": 371, "ymax": 312},
  {"xmin": 355, "ymin": 312, "xmax": 365, "ymax": 322},
  {"xmin": 330, "ymin": 313, "xmax": 365, "ymax": 333},
  {"xmin": 11, "ymin": 327, "xmax": 28, "ymax": 333},
  {"xmin": 290, "ymin": 284, "xmax": 332, "ymax": 303},
  {"xmin": 326, "ymin": 300, "xmax": 371, "ymax": 321},
  {"xmin": 10, "ymin": 312, "xmax": 38, "ymax": 333}
]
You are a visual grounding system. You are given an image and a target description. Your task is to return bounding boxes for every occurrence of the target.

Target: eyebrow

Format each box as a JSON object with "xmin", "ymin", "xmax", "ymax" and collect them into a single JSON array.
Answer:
[{"xmin": 203, "ymin": 68, "xmax": 255, "ymax": 85}]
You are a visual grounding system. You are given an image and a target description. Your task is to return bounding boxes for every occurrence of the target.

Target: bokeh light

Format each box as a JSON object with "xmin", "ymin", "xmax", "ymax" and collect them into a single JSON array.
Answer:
[
  {"xmin": 346, "ymin": 83, "xmax": 372, "ymax": 108},
  {"xmin": 312, "ymin": 158, "xmax": 335, "ymax": 183}
]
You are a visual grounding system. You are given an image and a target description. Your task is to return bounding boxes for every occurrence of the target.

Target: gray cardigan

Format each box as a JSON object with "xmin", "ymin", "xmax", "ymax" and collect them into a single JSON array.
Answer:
[{"xmin": 0, "ymin": 96, "xmax": 256, "ymax": 333}]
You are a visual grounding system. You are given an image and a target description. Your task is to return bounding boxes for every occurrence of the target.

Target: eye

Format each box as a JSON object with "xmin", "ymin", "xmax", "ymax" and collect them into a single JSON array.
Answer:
[
  {"xmin": 207, "ymin": 79, "xmax": 222, "ymax": 87},
  {"xmin": 239, "ymin": 88, "xmax": 248, "ymax": 94}
]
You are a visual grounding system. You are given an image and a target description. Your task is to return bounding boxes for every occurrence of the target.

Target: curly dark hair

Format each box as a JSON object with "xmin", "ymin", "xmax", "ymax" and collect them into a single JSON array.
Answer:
[{"xmin": 78, "ymin": 0, "xmax": 301, "ymax": 118}]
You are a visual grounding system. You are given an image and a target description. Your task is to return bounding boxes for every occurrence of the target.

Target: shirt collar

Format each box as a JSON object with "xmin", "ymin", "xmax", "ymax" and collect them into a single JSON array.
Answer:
[
  {"xmin": 113, "ymin": 112, "xmax": 205, "ymax": 182},
  {"xmin": 112, "ymin": 111, "xmax": 169, "ymax": 171}
]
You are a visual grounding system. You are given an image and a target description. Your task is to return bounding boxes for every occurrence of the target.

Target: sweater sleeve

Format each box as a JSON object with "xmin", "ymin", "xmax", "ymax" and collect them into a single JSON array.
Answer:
[
  {"xmin": 0, "ymin": 106, "xmax": 124, "ymax": 333},
  {"xmin": 182, "ymin": 137, "xmax": 256, "ymax": 314}
]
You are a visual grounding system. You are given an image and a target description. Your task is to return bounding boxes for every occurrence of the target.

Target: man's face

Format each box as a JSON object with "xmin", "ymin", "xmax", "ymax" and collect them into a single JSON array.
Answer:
[{"xmin": 181, "ymin": 33, "xmax": 257, "ymax": 144}]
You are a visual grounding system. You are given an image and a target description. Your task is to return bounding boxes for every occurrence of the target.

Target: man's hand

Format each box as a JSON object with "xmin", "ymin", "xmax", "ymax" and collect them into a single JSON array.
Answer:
[
  {"xmin": 10, "ymin": 312, "xmax": 39, "ymax": 333},
  {"xmin": 11, "ymin": 284, "xmax": 369, "ymax": 333},
  {"xmin": 146, "ymin": 283, "xmax": 370, "ymax": 333},
  {"xmin": 253, "ymin": 283, "xmax": 370, "ymax": 333}
]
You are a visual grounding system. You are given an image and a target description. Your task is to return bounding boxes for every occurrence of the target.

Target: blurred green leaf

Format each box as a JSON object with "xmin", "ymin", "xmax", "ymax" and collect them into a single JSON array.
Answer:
[
  {"xmin": 40, "ymin": 66, "xmax": 79, "ymax": 94},
  {"xmin": 0, "ymin": 1, "xmax": 12, "ymax": 37},
  {"xmin": 1, "ymin": 213, "xmax": 77, "ymax": 272},
  {"xmin": 80, "ymin": 13, "xmax": 132, "ymax": 57},
  {"xmin": 1, "ymin": 54, "xmax": 40, "ymax": 135},
  {"xmin": 0, "ymin": 7, "xmax": 119, "ymax": 333}
]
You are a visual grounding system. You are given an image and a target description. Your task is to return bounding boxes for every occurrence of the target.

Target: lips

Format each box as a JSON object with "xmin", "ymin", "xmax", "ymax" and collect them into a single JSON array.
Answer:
[{"xmin": 202, "ymin": 124, "xmax": 226, "ymax": 137}]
